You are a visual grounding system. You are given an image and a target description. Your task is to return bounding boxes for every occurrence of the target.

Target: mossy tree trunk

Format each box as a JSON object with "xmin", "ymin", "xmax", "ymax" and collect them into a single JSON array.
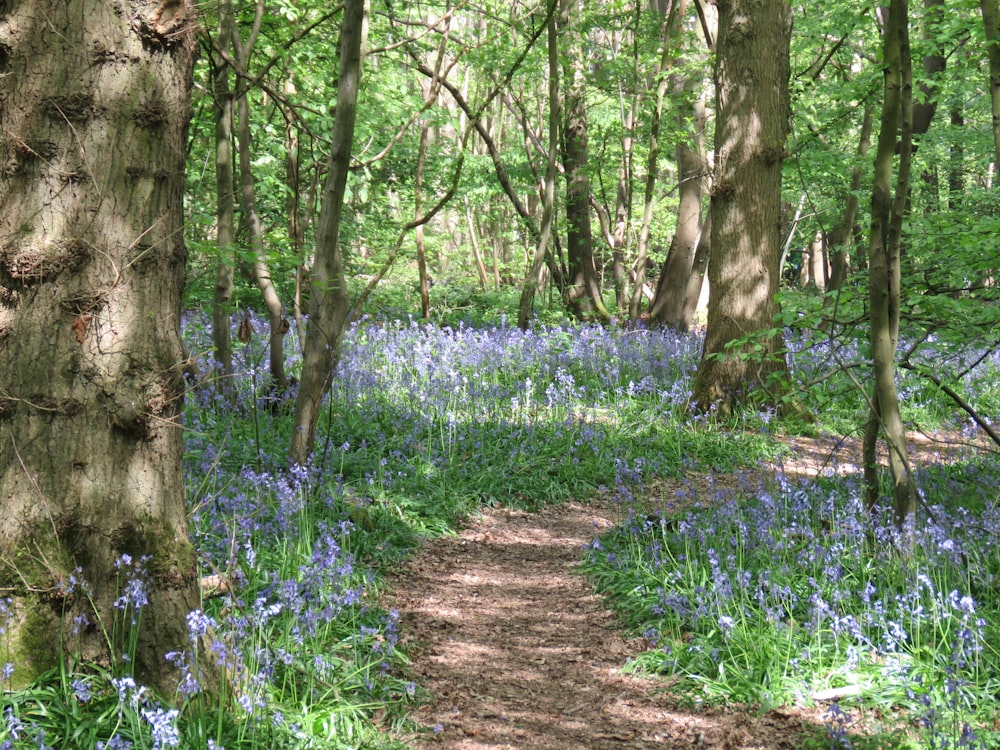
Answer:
[
  {"xmin": 691, "ymin": 0, "xmax": 793, "ymax": 415},
  {"xmin": 0, "ymin": 0, "xmax": 200, "ymax": 695}
]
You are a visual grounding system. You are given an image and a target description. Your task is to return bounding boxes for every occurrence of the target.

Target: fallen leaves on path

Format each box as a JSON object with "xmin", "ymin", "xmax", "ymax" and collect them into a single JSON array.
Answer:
[{"xmin": 384, "ymin": 498, "xmax": 823, "ymax": 749}]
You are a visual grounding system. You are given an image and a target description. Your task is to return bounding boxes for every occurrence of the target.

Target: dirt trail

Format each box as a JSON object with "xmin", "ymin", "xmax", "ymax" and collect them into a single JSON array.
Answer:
[
  {"xmin": 384, "ymin": 431, "xmax": 989, "ymax": 748},
  {"xmin": 385, "ymin": 498, "xmax": 818, "ymax": 749}
]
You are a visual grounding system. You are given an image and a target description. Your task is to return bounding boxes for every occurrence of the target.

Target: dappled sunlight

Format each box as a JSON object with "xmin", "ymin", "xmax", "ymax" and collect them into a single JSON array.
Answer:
[{"xmin": 388, "ymin": 501, "xmax": 839, "ymax": 749}]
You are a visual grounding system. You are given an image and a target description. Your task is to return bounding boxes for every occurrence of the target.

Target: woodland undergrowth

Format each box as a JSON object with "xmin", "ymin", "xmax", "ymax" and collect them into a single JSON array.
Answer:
[{"xmin": 1, "ymin": 307, "xmax": 1000, "ymax": 749}]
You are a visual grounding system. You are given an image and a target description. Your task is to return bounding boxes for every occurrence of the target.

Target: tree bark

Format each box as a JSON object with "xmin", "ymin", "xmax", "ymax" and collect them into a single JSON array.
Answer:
[
  {"xmin": 679, "ymin": 212, "xmax": 711, "ymax": 326},
  {"xmin": 0, "ymin": 0, "xmax": 200, "ymax": 694},
  {"xmin": 980, "ymin": 0, "xmax": 1000, "ymax": 167},
  {"xmin": 865, "ymin": 0, "xmax": 915, "ymax": 532},
  {"xmin": 559, "ymin": 0, "xmax": 610, "ymax": 324},
  {"xmin": 212, "ymin": 8, "xmax": 237, "ymax": 399},
  {"xmin": 230, "ymin": 2, "xmax": 288, "ymax": 392},
  {"xmin": 610, "ymin": 104, "xmax": 635, "ymax": 315},
  {"xmin": 290, "ymin": 0, "xmax": 366, "ymax": 465},
  {"xmin": 827, "ymin": 107, "xmax": 873, "ymax": 294},
  {"xmin": 466, "ymin": 198, "xmax": 491, "ymax": 290},
  {"xmin": 415, "ymin": 123, "xmax": 432, "ymax": 319},
  {"xmin": 691, "ymin": 0, "xmax": 793, "ymax": 414},
  {"xmin": 649, "ymin": 88, "xmax": 708, "ymax": 329},
  {"xmin": 635, "ymin": 0, "xmax": 691, "ymax": 325},
  {"xmin": 518, "ymin": 8, "xmax": 561, "ymax": 329}
]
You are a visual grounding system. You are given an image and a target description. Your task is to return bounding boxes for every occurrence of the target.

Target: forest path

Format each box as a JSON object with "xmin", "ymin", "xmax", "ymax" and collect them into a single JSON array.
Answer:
[
  {"xmin": 384, "ymin": 495, "xmax": 815, "ymax": 750},
  {"xmin": 383, "ymin": 430, "xmax": 982, "ymax": 749}
]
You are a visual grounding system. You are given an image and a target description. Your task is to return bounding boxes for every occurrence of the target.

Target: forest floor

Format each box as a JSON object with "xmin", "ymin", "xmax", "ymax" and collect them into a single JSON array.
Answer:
[{"xmin": 384, "ymin": 430, "xmax": 989, "ymax": 750}]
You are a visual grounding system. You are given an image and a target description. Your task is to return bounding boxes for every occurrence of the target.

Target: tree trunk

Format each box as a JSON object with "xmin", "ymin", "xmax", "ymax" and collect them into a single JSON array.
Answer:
[
  {"xmin": 610, "ymin": 103, "xmax": 635, "ymax": 314},
  {"xmin": 634, "ymin": 0, "xmax": 690, "ymax": 324},
  {"xmin": 948, "ymin": 105, "xmax": 965, "ymax": 208},
  {"xmin": 518, "ymin": 9, "xmax": 560, "ymax": 329},
  {"xmin": 0, "ymin": 0, "xmax": 200, "ymax": 695},
  {"xmin": 415, "ymin": 123, "xmax": 432, "ymax": 319},
  {"xmin": 560, "ymin": 0, "xmax": 610, "ymax": 324},
  {"xmin": 212, "ymin": 11, "xmax": 237, "ymax": 399},
  {"xmin": 650, "ymin": 85, "xmax": 708, "ymax": 329},
  {"xmin": 679, "ymin": 211, "xmax": 711, "ymax": 327},
  {"xmin": 691, "ymin": 0, "xmax": 793, "ymax": 415},
  {"xmin": 827, "ymin": 107, "xmax": 873, "ymax": 293},
  {"xmin": 980, "ymin": 0, "xmax": 1000, "ymax": 167},
  {"xmin": 290, "ymin": 0, "xmax": 366, "ymax": 466},
  {"xmin": 466, "ymin": 198, "xmax": 491, "ymax": 290},
  {"xmin": 865, "ymin": 0, "xmax": 915, "ymax": 533},
  {"xmin": 230, "ymin": 3, "xmax": 288, "ymax": 392},
  {"xmin": 285, "ymin": 112, "xmax": 307, "ymax": 353},
  {"xmin": 801, "ymin": 231, "xmax": 828, "ymax": 290}
]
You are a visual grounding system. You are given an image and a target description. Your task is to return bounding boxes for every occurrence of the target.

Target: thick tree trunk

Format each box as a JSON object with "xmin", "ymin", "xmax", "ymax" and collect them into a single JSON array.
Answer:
[
  {"xmin": 650, "ymin": 122, "xmax": 707, "ymax": 329},
  {"xmin": 866, "ymin": 0, "xmax": 915, "ymax": 533},
  {"xmin": 0, "ymin": 1, "xmax": 200, "ymax": 694},
  {"xmin": 691, "ymin": 0, "xmax": 793, "ymax": 414},
  {"xmin": 679, "ymin": 211, "xmax": 711, "ymax": 328},
  {"xmin": 290, "ymin": 0, "xmax": 366, "ymax": 465}
]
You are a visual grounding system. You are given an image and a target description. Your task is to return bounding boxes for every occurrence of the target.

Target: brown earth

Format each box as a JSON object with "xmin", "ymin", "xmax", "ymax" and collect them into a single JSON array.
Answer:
[{"xmin": 384, "ymin": 431, "xmax": 993, "ymax": 749}]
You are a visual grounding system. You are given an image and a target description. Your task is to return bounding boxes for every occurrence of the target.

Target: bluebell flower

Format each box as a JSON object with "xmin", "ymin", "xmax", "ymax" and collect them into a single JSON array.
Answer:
[
  {"xmin": 141, "ymin": 707, "xmax": 180, "ymax": 749},
  {"xmin": 72, "ymin": 678, "xmax": 92, "ymax": 703}
]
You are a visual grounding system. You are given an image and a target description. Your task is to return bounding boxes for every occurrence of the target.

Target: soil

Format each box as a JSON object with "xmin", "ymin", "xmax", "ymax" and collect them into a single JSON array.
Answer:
[{"xmin": 384, "ymin": 431, "xmax": 992, "ymax": 749}]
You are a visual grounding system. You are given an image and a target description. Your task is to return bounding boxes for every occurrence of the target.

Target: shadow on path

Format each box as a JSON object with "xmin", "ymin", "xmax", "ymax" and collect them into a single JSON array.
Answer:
[{"xmin": 386, "ymin": 499, "xmax": 821, "ymax": 749}]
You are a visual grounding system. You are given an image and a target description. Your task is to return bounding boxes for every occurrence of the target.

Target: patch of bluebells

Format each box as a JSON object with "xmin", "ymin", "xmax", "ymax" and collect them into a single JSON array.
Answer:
[
  {"xmin": 586, "ymin": 460, "xmax": 1000, "ymax": 744},
  {"xmin": 163, "ymin": 314, "xmax": 718, "ymax": 738}
]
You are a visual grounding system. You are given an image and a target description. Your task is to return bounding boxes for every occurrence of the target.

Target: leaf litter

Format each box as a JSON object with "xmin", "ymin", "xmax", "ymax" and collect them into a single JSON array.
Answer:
[{"xmin": 384, "ymin": 431, "xmax": 986, "ymax": 749}]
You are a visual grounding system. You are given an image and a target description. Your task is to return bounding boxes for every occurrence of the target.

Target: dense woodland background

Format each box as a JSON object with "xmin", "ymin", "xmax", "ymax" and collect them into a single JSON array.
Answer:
[{"xmin": 3, "ymin": 1, "xmax": 1000, "ymax": 748}]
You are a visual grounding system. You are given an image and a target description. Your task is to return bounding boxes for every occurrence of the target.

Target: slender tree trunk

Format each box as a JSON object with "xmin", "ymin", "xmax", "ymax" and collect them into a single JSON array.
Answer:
[
  {"xmin": 827, "ymin": 107, "xmax": 873, "ymax": 293},
  {"xmin": 610, "ymin": 103, "xmax": 635, "ymax": 314},
  {"xmin": 980, "ymin": 0, "xmax": 1000, "ymax": 167},
  {"xmin": 948, "ymin": 105, "xmax": 965, "ymax": 208},
  {"xmin": 212, "ymin": 11, "xmax": 237, "ymax": 399},
  {"xmin": 231, "ymin": 5, "xmax": 288, "ymax": 391},
  {"xmin": 466, "ymin": 198, "xmax": 491, "ymax": 290},
  {"xmin": 865, "ymin": 0, "xmax": 915, "ymax": 533},
  {"xmin": 692, "ymin": 0, "xmax": 793, "ymax": 414},
  {"xmin": 518, "ymin": 9, "xmax": 560, "ymax": 329},
  {"xmin": 290, "ymin": 0, "xmax": 366, "ymax": 465},
  {"xmin": 415, "ymin": 123, "xmax": 432, "ymax": 319},
  {"xmin": 285, "ymin": 114, "xmax": 307, "ymax": 353},
  {"xmin": 0, "ymin": 0, "xmax": 201, "ymax": 695}
]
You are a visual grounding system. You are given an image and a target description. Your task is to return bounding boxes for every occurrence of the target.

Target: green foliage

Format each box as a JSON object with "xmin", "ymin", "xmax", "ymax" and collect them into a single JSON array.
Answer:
[{"xmin": 584, "ymin": 458, "xmax": 1000, "ymax": 748}]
